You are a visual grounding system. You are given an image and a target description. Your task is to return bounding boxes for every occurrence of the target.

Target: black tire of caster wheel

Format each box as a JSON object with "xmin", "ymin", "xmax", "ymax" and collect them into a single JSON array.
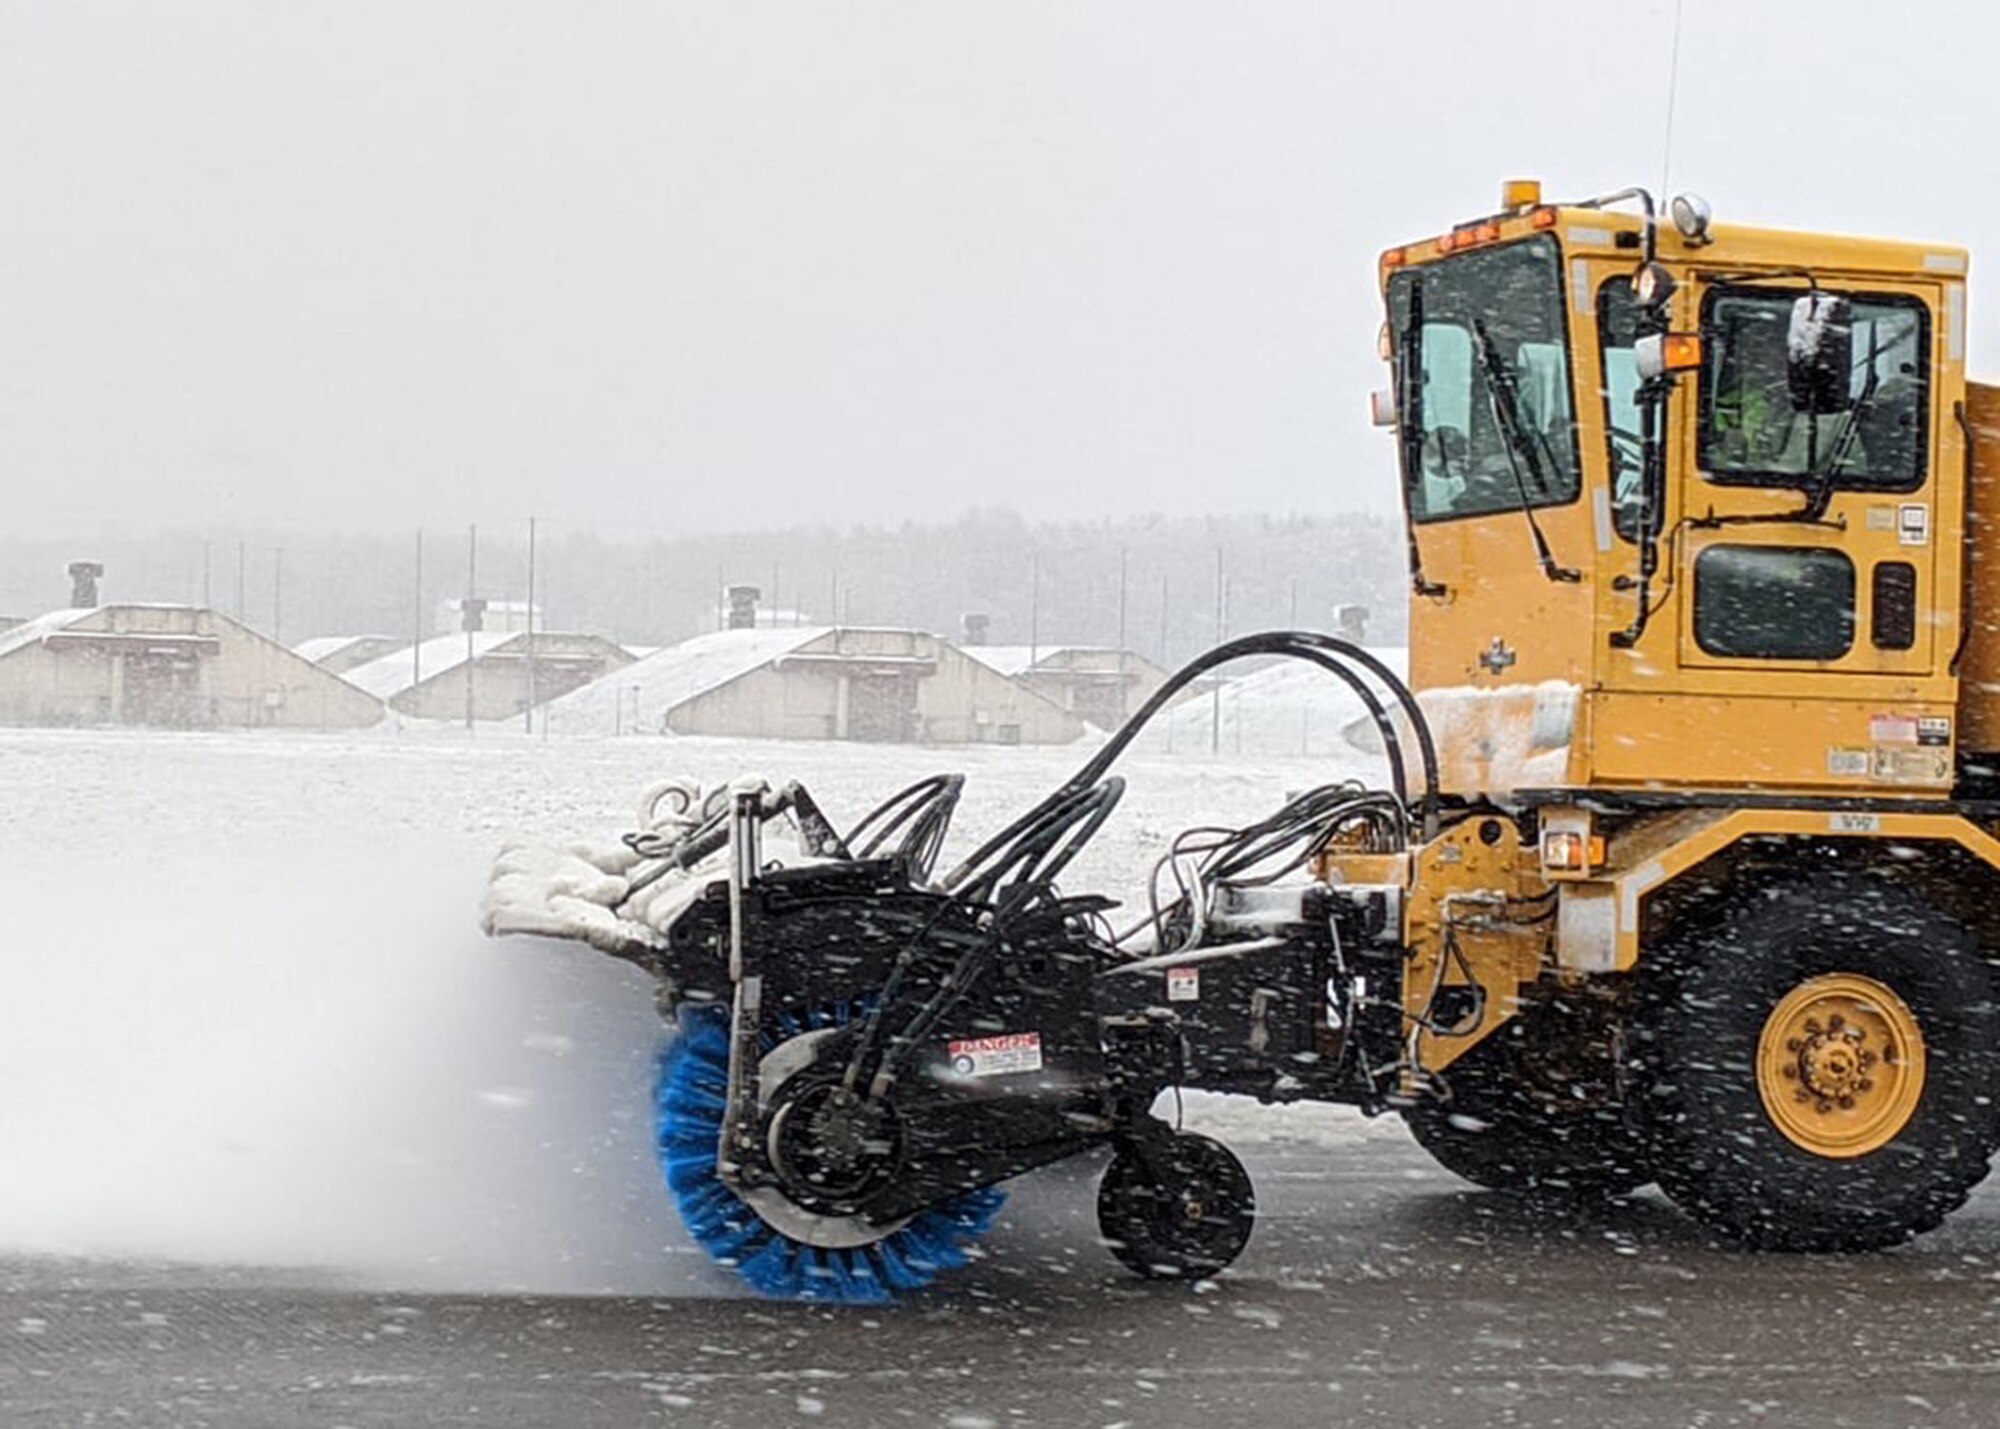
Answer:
[
  {"xmin": 1635, "ymin": 876, "xmax": 2000, "ymax": 1252},
  {"xmin": 1097, "ymin": 1132, "xmax": 1255, "ymax": 1280}
]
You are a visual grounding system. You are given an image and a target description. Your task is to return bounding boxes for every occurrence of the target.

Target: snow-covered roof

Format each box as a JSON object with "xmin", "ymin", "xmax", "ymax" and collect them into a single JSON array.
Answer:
[
  {"xmin": 294, "ymin": 633, "xmax": 397, "ymax": 665},
  {"xmin": 0, "ymin": 608, "xmax": 95, "ymax": 662},
  {"xmin": 961, "ymin": 644, "xmax": 1099, "ymax": 677},
  {"xmin": 545, "ymin": 626, "xmax": 829, "ymax": 734},
  {"xmin": 342, "ymin": 632, "xmax": 516, "ymax": 700}
]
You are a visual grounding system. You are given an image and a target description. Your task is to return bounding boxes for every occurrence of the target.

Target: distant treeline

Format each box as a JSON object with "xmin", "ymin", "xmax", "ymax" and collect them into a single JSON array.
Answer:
[{"xmin": 0, "ymin": 509, "xmax": 1407, "ymax": 664}]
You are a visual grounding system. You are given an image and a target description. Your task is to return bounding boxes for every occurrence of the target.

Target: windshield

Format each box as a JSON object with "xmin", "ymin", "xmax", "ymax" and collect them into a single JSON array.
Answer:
[
  {"xmin": 1387, "ymin": 236, "xmax": 1580, "ymax": 523},
  {"xmin": 1698, "ymin": 287, "xmax": 1929, "ymax": 489}
]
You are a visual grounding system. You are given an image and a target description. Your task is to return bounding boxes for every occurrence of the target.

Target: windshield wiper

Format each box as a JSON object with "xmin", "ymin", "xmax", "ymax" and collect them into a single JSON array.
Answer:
[
  {"xmin": 1471, "ymin": 317, "xmax": 1580, "ymax": 583},
  {"xmin": 1795, "ymin": 331, "xmax": 1887, "ymax": 522},
  {"xmin": 1397, "ymin": 278, "xmax": 1447, "ymax": 597}
]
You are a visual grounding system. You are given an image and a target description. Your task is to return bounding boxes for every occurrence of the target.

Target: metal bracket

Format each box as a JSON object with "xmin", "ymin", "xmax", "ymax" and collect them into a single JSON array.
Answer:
[{"xmin": 718, "ymin": 787, "xmax": 767, "ymax": 1190}]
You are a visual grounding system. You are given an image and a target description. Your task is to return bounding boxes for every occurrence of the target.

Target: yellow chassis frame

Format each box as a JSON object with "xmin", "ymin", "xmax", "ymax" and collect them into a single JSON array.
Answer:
[{"xmin": 1325, "ymin": 805, "xmax": 2000, "ymax": 1088}]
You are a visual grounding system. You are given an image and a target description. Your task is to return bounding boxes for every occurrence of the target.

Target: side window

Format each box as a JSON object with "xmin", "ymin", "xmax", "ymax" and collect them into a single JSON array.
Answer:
[
  {"xmin": 1693, "ymin": 545, "xmax": 1856, "ymax": 660},
  {"xmin": 1699, "ymin": 289, "xmax": 1929, "ymax": 490},
  {"xmin": 1597, "ymin": 277, "xmax": 1642, "ymax": 539}
]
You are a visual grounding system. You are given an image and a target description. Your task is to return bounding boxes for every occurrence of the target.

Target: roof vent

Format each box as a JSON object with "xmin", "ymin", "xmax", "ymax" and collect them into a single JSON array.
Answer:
[
  {"xmin": 725, "ymin": 585, "xmax": 761, "ymax": 631},
  {"xmin": 68, "ymin": 561, "xmax": 103, "ymax": 609}
]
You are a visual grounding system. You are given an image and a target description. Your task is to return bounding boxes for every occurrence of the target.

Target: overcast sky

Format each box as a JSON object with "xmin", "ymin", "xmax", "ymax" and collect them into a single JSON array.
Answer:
[{"xmin": 4, "ymin": 1, "xmax": 1997, "ymax": 538}]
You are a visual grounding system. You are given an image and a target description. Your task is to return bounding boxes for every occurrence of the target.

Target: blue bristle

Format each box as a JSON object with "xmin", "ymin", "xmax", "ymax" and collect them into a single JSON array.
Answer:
[
  {"xmin": 897, "ymin": 1214, "xmax": 968, "ymax": 1272},
  {"xmin": 736, "ymin": 1233, "xmax": 805, "ymax": 1298},
  {"xmin": 866, "ymin": 1239, "xmax": 930, "ymax": 1293},
  {"xmin": 654, "ymin": 1002, "xmax": 1004, "ymax": 1302},
  {"xmin": 803, "ymin": 1247, "xmax": 889, "ymax": 1305}
]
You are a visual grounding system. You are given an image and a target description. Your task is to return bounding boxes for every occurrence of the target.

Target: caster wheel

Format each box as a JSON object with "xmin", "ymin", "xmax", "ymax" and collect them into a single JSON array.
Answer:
[{"xmin": 1097, "ymin": 1131, "xmax": 1255, "ymax": 1280}]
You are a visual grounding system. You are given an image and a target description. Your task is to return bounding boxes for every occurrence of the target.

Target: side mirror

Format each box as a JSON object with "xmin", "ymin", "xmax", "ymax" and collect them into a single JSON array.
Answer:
[{"xmin": 1788, "ymin": 292, "xmax": 1853, "ymax": 415}]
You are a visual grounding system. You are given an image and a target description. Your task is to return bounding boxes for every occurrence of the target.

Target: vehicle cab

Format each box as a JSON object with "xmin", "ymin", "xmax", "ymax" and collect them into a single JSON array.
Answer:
[{"xmin": 1377, "ymin": 182, "xmax": 1969, "ymax": 801}]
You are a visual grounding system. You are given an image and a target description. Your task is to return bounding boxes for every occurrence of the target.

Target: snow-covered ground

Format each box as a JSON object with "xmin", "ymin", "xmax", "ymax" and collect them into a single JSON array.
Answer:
[
  {"xmin": 0, "ymin": 723, "xmax": 1405, "ymax": 1294},
  {"xmin": 1140, "ymin": 647, "xmax": 1410, "ymax": 758}
]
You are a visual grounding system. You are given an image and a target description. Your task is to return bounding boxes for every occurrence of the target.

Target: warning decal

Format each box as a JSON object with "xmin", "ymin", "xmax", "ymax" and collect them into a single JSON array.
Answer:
[
  {"xmin": 948, "ymin": 1032, "xmax": 1044, "ymax": 1078},
  {"xmin": 1167, "ymin": 966, "xmax": 1200, "ymax": 1002}
]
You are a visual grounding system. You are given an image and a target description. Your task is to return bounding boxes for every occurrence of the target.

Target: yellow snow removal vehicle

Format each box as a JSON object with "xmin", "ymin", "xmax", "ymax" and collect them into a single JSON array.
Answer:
[
  {"xmin": 1347, "ymin": 179, "xmax": 2000, "ymax": 1251},
  {"xmin": 486, "ymin": 181, "xmax": 2000, "ymax": 1300}
]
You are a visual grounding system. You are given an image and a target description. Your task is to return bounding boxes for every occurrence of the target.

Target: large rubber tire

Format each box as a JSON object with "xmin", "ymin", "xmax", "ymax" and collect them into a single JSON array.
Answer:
[
  {"xmin": 1402, "ymin": 1008, "xmax": 1650, "ymax": 1197},
  {"xmin": 1636, "ymin": 877, "xmax": 2000, "ymax": 1251},
  {"xmin": 1097, "ymin": 1132, "xmax": 1255, "ymax": 1280}
]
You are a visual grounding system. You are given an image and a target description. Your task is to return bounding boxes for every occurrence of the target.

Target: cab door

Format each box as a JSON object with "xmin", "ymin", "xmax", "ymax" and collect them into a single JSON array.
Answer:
[
  {"xmin": 1660, "ymin": 276, "xmax": 1959, "ymax": 789},
  {"xmin": 1674, "ymin": 279, "xmax": 1941, "ymax": 681}
]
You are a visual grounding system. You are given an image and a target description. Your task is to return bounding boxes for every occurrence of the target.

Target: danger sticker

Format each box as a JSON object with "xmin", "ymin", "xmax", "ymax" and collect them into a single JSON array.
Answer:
[
  {"xmin": 1899, "ymin": 504, "xmax": 1931, "ymax": 547},
  {"xmin": 1918, "ymin": 716, "xmax": 1952, "ymax": 747},
  {"xmin": 1827, "ymin": 747, "xmax": 1870, "ymax": 777},
  {"xmin": 1166, "ymin": 965, "xmax": 1200, "ymax": 1002},
  {"xmin": 948, "ymin": 1032, "xmax": 1043, "ymax": 1078}
]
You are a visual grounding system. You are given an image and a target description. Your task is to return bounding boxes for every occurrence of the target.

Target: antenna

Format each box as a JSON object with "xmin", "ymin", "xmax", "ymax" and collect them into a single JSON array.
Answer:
[{"xmin": 1659, "ymin": 0, "xmax": 1687, "ymax": 200}]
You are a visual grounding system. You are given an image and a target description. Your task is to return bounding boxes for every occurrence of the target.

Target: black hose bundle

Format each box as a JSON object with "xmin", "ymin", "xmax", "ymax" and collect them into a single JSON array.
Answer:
[
  {"xmin": 941, "ymin": 630, "xmax": 1439, "ymax": 901},
  {"xmin": 1121, "ymin": 782, "xmax": 1405, "ymax": 954}
]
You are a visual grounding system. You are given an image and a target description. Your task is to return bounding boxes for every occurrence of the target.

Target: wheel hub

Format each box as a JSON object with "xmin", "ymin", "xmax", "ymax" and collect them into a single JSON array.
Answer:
[
  {"xmin": 768, "ymin": 1079, "xmax": 904, "ymax": 1213},
  {"xmin": 1756, "ymin": 973, "xmax": 1926, "ymax": 1159},
  {"xmin": 731, "ymin": 1028, "xmax": 914, "ymax": 1250}
]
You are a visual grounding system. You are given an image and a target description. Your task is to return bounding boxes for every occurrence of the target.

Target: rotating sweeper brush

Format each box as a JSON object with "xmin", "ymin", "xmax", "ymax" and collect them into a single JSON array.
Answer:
[{"xmin": 483, "ymin": 633, "xmax": 1437, "ymax": 1301}]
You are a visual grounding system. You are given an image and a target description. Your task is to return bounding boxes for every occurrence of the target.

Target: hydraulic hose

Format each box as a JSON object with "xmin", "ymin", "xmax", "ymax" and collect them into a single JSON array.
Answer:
[{"xmin": 942, "ymin": 632, "xmax": 1441, "ymax": 895}]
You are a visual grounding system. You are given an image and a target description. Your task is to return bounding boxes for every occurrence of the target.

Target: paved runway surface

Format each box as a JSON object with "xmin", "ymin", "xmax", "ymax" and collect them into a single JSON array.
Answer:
[{"xmin": 7, "ymin": 1137, "xmax": 2000, "ymax": 1429}]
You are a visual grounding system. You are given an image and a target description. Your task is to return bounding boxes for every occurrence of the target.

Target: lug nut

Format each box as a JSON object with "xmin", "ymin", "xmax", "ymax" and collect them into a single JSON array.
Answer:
[{"xmin": 1781, "ymin": 1065, "xmax": 1798, "ymax": 1081}]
